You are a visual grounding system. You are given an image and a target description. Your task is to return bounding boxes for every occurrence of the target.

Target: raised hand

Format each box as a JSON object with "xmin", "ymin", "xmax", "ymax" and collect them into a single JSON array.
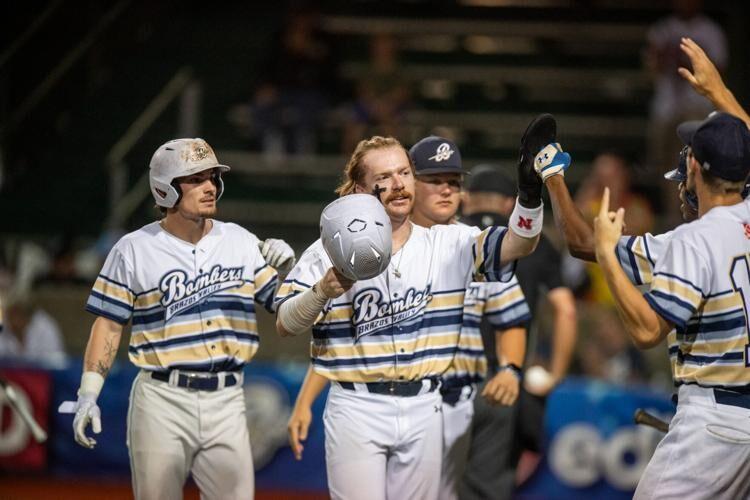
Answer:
[{"xmin": 593, "ymin": 187, "xmax": 625, "ymax": 262}]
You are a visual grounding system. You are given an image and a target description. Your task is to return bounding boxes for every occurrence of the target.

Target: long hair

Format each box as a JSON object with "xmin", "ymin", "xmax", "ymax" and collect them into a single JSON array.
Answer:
[{"xmin": 335, "ymin": 136, "xmax": 412, "ymax": 196}]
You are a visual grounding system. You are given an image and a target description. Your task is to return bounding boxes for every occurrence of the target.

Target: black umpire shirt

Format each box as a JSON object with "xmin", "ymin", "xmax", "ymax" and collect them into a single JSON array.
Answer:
[{"xmin": 461, "ymin": 212, "xmax": 564, "ymax": 370}]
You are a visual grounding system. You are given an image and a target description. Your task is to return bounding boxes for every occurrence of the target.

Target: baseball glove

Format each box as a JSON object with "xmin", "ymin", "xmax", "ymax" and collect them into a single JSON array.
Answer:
[{"xmin": 517, "ymin": 113, "xmax": 557, "ymax": 207}]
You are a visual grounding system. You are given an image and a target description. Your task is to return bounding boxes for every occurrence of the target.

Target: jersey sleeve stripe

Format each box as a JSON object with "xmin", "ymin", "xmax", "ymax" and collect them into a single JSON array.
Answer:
[
  {"xmin": 625, "ymin": 236, "xmax": 643, "ymax": 286},
  {"xmin": 644, "ymin": 292, "xmax": 692, "ymax": 329},
  {"xmin": 96, "ymin": 274, "xmax": 137, "ymax": 296},
  {"xmin": 653, "ymin": 272, "xmax": 706, "ymax": 296},
  {"xmin": 85, "ymin": 303, "xmax": 131, "ymax": 324}
]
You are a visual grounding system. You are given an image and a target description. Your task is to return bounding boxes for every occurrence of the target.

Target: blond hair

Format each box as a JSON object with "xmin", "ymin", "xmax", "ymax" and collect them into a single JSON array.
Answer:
[{"xmin": 335, "ymin": 136, "xmax": 412, "ymax": 196}]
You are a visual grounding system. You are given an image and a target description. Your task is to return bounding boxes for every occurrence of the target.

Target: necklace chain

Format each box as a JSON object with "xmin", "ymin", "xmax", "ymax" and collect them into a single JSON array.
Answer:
[
  {"xmin": 391, "ymin": 248, "xmax": 405, "ymax": 278},
  {"xmin": 391, "ymin": 222, "xmax": 412, "ymax": 278}
]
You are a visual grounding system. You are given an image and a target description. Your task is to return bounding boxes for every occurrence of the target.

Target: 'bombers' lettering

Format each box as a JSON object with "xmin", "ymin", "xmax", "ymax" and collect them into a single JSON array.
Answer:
[
  {"xmin": 352, "ymin": 286, "xmax": 432, "ymax": 339},
  {"xmin": 160, "ymin": 265, "xmax": 245, "ymax": 321}
]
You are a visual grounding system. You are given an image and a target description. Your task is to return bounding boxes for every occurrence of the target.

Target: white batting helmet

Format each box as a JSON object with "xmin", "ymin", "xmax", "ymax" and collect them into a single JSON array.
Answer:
[
  {"xmin": 149, "ymin": 138, "xmax": 230, "ymax": 208},
  {"xmin": 320, "ymin": 194, "xmax": 392, "ymax": 280}
]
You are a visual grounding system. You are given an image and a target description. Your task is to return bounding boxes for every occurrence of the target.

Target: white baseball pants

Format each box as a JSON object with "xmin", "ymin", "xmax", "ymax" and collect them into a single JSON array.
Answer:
[
  {"xmin": 635, "ymin": 384, "xmax": 750, "ymax": 500},
  {"xmin": 127, "ymin": 370, "xmax": 254, "ymax": 500},
  {"xmin": 324, "ymin": 382, "xmax": 443, "ymax": 500}
]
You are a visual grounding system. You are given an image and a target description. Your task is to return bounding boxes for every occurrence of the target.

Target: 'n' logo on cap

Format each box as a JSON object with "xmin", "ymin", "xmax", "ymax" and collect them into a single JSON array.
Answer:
[{"xmin": 429, "ymin": 143, "xmax": 455, "ymax": 162}]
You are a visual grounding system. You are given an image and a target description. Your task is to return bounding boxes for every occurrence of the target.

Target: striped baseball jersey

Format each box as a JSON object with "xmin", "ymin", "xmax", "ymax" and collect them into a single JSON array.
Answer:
[
  {"xmin": 276, "ymin": 222, "xmax": 514, "ymax": 383},
  {"xmin": 616, "ymin": 232, "xmax": 673, "ymax": 288},
  {"xmin": 644, "ymin": 200, "xmax": 750, "ymax": 389},
  {"xmin": 442, "ymin": 280, "xmax": 531, "ymax": 388},
  {"xmin": 86, "ymin": 220, "xmax": 278, "ymax": 372}
]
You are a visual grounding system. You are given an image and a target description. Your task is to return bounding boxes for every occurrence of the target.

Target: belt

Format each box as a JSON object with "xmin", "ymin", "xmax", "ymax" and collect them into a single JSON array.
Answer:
[
  {"xmin": 150, "ymin": 370, "xmax": 240, "ymax": 391},
  {"xmin": 440, "ymin": 383, "xmax": 475, "ymax": 406},
  {"xmin": 337, "ymin": 378, "xmax": 439, "ymax": 397},
  {"xmin": 714, "ymin": 388, "xmax": 750, "ymax": 410}
]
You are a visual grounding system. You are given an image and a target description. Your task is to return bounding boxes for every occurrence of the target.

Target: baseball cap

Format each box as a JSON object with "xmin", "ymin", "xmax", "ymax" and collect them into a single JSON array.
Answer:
[
  {"xmin": 676, "ymin": 112, "xmax": 750, "ymax": 182},
  {"xmin": 409, "ymin": 136, "xmax": 468, "ymax": 175},
  {"xmin": 466, "ymin": 164, "xmax": 516, "ymax": 197}
]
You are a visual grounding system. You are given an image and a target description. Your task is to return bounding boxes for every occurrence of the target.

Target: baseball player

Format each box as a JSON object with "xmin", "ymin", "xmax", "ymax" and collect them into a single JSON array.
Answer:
[
  {"xmin": 534, "ymin": 36, "xmax": 750, "ymax": 289},
  {"xmin": 594, "ymin": 112, "xmax": 750, "ymax": 498},
  {"xmin": 276, "ymin": 134, "xmax": 543, "ymax": 500},
  {"xmin": 407, "ymin": 136, "xmax": 531, "ymax": 500},
  {"xmin": 59, "ymin": 138, "xmax": 295, "ymax": 500}
]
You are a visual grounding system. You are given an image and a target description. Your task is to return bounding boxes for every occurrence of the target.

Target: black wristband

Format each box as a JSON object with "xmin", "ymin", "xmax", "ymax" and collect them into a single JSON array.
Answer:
[{"xmin": 499, "ymin": 363, "xmax": 522, "ymax": 380}]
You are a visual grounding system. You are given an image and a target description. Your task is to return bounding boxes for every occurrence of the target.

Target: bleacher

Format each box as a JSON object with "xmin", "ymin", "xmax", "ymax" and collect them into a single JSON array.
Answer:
[{"xmin": 215, "ymin": 6, "xmax": 659, "ymax": 244}]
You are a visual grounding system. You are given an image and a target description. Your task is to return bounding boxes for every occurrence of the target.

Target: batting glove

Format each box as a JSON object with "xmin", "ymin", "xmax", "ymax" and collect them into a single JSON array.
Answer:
[
  {"xmin": 259, "ymin": 239, "xmax": 296, "ymax": 276},
  {"xmin": 534, "ymin": 143, "xmax": 571, "ymax": 182},
  {"xmin": 60, "ymin": 393, "xmax": 101, "ymax": 449}
]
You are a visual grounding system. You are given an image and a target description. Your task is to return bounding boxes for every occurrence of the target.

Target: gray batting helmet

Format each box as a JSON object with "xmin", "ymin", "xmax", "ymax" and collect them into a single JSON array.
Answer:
[
  {"xmin": 149, "ymin": 138, "xmax": 230, "ymax": 208},
  {"xmin": 320, "ymin": 194, "xmax": 392, "ymax": 280}
]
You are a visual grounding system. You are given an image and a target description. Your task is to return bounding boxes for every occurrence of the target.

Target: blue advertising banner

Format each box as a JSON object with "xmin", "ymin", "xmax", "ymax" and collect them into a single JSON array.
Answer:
[
  {"xmin": 4, "ymin": 359, "xmax": 672, "ymax": 497},
  {"xmin": 516, "ymin": 378, "xmax": 674, "ymax": 500},
  {"xmin": 47, "ymin": 360, "xmax": 330, "ymax": 490}
]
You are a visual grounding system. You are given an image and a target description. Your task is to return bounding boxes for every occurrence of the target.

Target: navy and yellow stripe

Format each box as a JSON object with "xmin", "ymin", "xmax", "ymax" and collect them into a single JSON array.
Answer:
[
  {"xmin": 443, "ymin": 280, "xmax": 530, "ymax": 384},
  {"xmin": 649, "ymin": 276, "xmax": 750, "ymax": 388},
  {"xmin": 87, "ymin": 263, "xmax": 277, "ymax": 372},
  {"xmin": 473, "ymin": 227, "xmax": 515, "ymax": 282},
  {"xmin": 85, "ymin": 274, "xmax": 136, "ymax": 324},
  {"xmin": 306, "ymin": 289, "xmax": 465, "ymax": 382}
]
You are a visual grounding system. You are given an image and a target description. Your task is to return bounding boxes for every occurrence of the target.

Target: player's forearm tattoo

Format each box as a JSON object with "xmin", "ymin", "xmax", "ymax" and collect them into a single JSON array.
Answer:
[{"xmin": 86, "ymin": 332, "xmax": 118, "ymax": 377}]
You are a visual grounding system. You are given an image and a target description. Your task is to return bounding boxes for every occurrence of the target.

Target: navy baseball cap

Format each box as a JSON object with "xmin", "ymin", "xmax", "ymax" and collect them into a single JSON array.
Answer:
[
  {"xmin": 466, "ymin": 164, "xmax": 516, "ymax": 197},
  {"xmin": 409, "ymin": 136, "xmax": 468, "ymax": 175},
  {"xmin": 676, "ymin": 112, "xmax": 750, "ymax": 182}
]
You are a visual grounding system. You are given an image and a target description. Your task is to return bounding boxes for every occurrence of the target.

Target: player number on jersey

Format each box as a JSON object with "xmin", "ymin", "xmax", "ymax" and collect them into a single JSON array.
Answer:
[{"xmin": 729, "ymin": 254, "xmax": 750, "ymax": 366}]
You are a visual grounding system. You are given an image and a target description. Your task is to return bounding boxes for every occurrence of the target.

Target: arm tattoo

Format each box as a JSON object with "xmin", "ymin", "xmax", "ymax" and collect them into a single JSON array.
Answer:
[{"xmin": 86, "ymin": 332, "xmax": 119, "ymax": 377}]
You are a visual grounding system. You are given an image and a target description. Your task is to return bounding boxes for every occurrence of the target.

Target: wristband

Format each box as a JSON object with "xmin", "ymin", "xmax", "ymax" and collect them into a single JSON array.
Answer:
[
  {"xmin": 78, "ymin": 371, "xmax": 105, "ymax": 399},
  {"xmin": 499, "ymin": 363, "xmax": 522, "ymax": 381},
  {"xmin": 509, "ymin": 199, "xmax": 543, "ymax": 238}
]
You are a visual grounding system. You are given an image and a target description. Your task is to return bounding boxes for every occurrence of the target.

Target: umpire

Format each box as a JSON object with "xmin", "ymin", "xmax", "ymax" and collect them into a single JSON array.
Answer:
[{"xmin": 459, "ymin": 165, "xmax": 577, "ymax": 500}]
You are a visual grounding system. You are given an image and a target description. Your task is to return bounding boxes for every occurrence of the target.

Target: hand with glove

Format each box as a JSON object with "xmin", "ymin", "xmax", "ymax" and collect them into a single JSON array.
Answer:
[
  {"xmin": 534, "ymin": 143, "xmax": 571, "ymax": 182},
  {"xmin": 517, "ymin": 114, "xmax": 557, "ymax": 208},
  {"xmin": 58, "ymin": 372, "xmax": 104, "ymax": 449},
  {"xmin": 258, "ymin": 238, "xmax": 296, "ymax": 276}
]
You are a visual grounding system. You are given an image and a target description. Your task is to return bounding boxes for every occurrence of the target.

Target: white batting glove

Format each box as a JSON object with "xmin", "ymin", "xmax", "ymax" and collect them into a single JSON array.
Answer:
[
  {"xmin": 259, "ymin": 239, "xmax": 296, "ymax": 276},
  {"xmin": 534, "ymin": 143, "xmax": 571, "ymax": 182},
  {"xmin": 59, "ymin": 393, "xmax": 101, "ymax": 449}
]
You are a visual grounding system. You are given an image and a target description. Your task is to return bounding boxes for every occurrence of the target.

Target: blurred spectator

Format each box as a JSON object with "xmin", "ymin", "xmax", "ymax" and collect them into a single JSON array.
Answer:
[
  {"xmin": 645, "ymin": 0, "xmax": 727, "ymax": 221},
  {"xmin": 0, "ymin": 294, "xmax": 66, "ymax": 364},
  {"xmin": 342, "ymin": 33, "xmax": 411, "ymax": 154},
  {"xmin": 249, "ymin": 5, "xmax": 337, "ymax": 157},
  {"xmin": 573, "ymin": 153, "xmax": 654, "ymax": 305},
  {"xmin": 575, "ymin": 305, "xmax": 647, "ymax": 385},
  {"xmin": 33, "ymin": 237, "xmax": 89, "ymax": 287}
]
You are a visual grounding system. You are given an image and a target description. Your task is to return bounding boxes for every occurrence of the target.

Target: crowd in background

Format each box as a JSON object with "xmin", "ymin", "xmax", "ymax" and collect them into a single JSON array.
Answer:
[{"xmin": 0, "ymin": 0, "xmax": 733, "ymax": 393}]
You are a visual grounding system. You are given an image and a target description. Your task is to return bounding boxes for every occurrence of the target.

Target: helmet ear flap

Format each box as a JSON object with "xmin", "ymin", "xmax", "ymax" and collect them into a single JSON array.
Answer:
[
  {"xmin": 170, "ymin": 179, "xmax": 184, "ymax": 207},
  {"xmin": 212, "ymin": 170, "xmax": 225, "ymax": 200},
  {"xmin": 150, "ymin": 177, "xmax": 181, "ymax": 208}
]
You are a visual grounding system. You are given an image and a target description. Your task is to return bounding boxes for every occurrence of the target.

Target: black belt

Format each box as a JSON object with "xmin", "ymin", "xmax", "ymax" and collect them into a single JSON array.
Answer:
[
  {"xmin": 150, "ymin": 371, "xmax": 238, "ymax": 391},
  {"xmin": 338, "ymin": 378, "xmax": 439, "ymax": 397},
  {"xmin": 440, "ymin": 384, "xmax": 474, "ymax": 406},
  {"xmin": 714, "ymin": 388, "xmax": 750, "ymax": 410}
]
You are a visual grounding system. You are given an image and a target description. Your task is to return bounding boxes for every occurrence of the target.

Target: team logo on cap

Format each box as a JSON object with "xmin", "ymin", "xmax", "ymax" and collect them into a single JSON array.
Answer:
[
  {"xmin": 429, "ymin": 143, "xmax": 455, "ymax": 162},
  {"xmin": 184, "ymin": 141, "xmax": 213, "ymax": 163}
]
